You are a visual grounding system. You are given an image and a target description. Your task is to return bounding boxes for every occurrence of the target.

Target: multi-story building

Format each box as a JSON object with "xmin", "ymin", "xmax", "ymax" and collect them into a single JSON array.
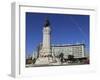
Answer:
[{"xmin": 51, "ymin": 43, "xmax": 85, "ymax": 58}]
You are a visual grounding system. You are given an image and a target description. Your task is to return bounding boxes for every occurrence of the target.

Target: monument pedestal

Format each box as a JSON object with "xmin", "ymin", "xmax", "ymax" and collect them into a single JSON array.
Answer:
[
  {"xmin": 35, "ymin": 56, "xmax": 53, "ymax": 65},
  {"xmin": 35, "ymin": 56, "xmax": 61, "ymax": 65}
]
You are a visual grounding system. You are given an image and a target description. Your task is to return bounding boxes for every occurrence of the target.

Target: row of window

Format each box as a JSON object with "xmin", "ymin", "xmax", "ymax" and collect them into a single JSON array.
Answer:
[{"xmin": 51, "ymin": 46, "xmax": 84, "ymax": 58}]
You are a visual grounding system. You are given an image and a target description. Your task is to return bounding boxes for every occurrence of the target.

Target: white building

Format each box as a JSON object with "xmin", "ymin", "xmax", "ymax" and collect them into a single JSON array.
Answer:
[
  {"xmin": 32, "ymin": 51, "xmax": 38, "ymax": 59},
  {"xmin": 51, "ymin": 43, "xmax": 85, "ymax": 58}
]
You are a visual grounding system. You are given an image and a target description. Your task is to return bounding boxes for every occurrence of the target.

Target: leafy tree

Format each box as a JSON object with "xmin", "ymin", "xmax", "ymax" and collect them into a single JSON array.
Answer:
[
  {"xmin": 68, "ymin": 55, "xmax": 74, "ymax": 61},
  {"xmin": 59, "ymin": 53, "xmax": 64, "ymax": 63}
]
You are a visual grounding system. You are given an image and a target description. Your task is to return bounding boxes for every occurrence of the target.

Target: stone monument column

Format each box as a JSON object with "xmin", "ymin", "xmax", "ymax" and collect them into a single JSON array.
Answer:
[
  {"xmin": 39, "ymin": 19, "xmax": 51, "ymax": 57},
  {"xmin": 35, "ymin": 19, "xmax": 53, "ymax": 65}
]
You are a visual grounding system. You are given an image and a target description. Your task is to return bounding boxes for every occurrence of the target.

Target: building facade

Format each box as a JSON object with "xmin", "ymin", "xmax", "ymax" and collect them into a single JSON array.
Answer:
[{"xmin": 51, "ymin": 43, "xmax": 85, "ymax": 58}]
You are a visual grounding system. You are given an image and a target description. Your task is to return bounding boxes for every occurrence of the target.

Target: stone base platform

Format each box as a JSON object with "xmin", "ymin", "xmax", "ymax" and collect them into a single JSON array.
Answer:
[{"xmin": 35, "ymin": 57, "xmax": 61, "ymax": 65}]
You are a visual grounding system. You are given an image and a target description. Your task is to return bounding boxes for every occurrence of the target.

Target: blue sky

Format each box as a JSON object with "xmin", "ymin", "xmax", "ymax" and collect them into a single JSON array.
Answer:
[{"xmin": 26, "ymin": 12, "xmax": 89, "ymax": 56}]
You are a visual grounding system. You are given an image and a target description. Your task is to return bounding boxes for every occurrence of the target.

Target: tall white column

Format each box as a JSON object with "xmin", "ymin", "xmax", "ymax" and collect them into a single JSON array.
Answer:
[
  {"xmin": 39, "ymin": 19, "xmax": 51, "ymax": 57},
  {"xmin": 35, "ymin": 19, "xmax": 53, "ymax": 65},
  {"xmin": 35, "ymin": 19, "xmax": 62, "ymax": 65},
  {"xmin": 42, "ymin": 27, "xmax": 51, "ymax": 55}
]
